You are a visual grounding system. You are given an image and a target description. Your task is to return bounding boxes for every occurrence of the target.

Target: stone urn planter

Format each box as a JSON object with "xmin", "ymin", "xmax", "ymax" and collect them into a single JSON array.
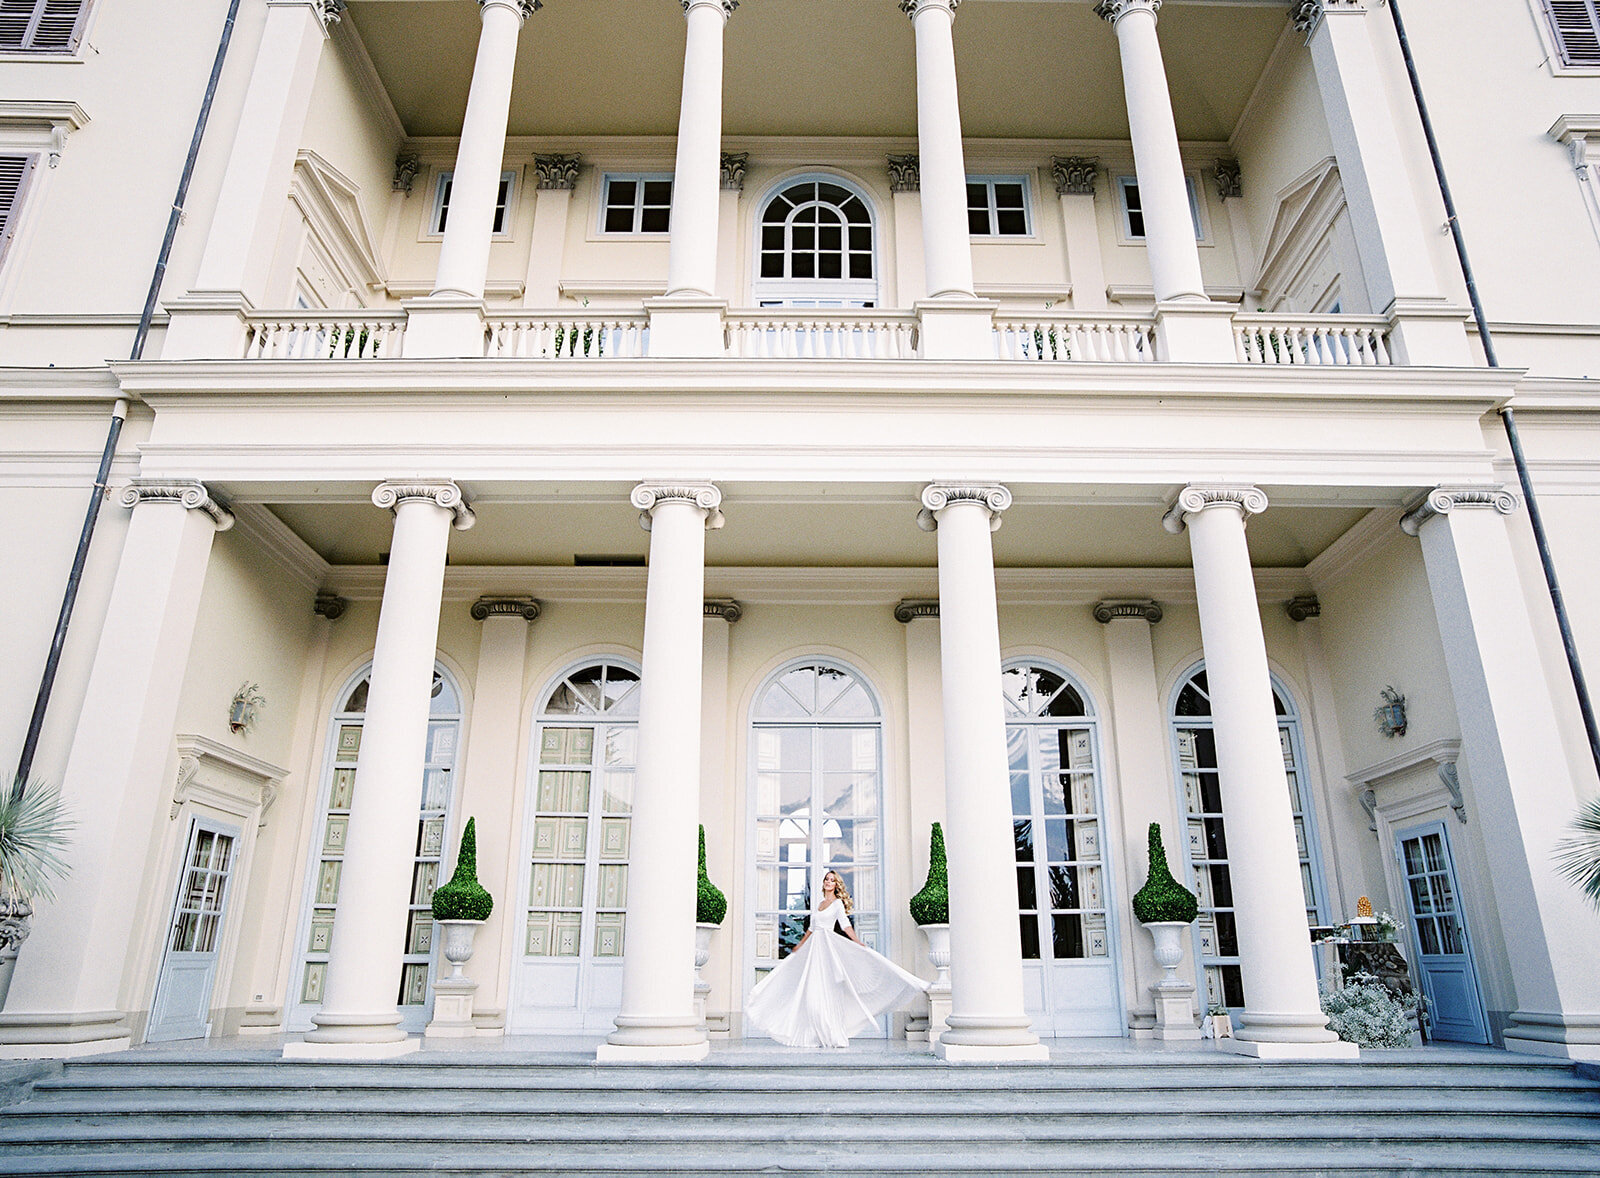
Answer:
[
  {"xmin": 695, "ymin": 826, "xmax": 727, "ymax": 1031},
  {"xmin": 919, "ymin": 922, "xmax": 951, "ymax": 989},
  {"xmin": 426, "ymin": 818, "xmax": 493, "ymax": 1039},
  {"xmin": 436, "ymin": 918, "xmax": 483, "ymax": 980},
  {"xmin": 1142, "ymin": 919, "xmax": 1189, "ymax": 986},
  {"xmin": 1132, "ymin": 823, "xmax": 1202, "ymax": 1041}
]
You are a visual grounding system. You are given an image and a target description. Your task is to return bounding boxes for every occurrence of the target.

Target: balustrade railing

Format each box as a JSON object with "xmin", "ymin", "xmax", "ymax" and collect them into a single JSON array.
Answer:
[
  {"xmin": 1233, "ymin": 315, "xmax": 1394, "ymax": 367},
  {"xmin": 242, "ymin": 312, "xmax": 405, "ymax": 360},
  {"xmin": 993, "ymin": 313, "xmax": 1157, "ymax": 363},
  {"xmin": 485, "ymin": 314, "xmax": 648, "ymax": 359},
  {"xmin": 725, "ymin": 311, "xmax": 919, "ymax": 359}
]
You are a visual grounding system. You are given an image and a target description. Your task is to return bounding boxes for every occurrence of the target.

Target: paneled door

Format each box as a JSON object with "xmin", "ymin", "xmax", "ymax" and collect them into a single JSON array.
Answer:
[
  {"xmin": 147, "ymin": 820, "xmax": 239, "ymax": 1042},
  {"xmin": 1396, "ymin": 821, "xmax": 1489, "ymax": 1044}
]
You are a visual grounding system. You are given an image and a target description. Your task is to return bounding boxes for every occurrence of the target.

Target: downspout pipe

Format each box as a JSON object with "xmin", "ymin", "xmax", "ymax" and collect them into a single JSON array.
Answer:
[
  {"xmin": 1386, "ymin": 0, "xmax": 1600, "ymax": 781},
  {"xmin": 13, "ymin": 0, "xmax": 242, "ymax": 794}
]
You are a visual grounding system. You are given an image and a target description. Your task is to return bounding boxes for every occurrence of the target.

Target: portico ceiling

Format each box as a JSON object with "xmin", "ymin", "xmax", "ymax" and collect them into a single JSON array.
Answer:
[{"xmin": 347, "ymin": 0, "xmax": 1291, "ymax": 142}]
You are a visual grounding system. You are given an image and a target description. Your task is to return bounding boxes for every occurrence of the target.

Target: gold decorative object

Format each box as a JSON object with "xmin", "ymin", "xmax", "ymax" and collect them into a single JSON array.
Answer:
[{"xmin": 1357, "ymin": 896, "xmax": 1374, "ymax": 919}]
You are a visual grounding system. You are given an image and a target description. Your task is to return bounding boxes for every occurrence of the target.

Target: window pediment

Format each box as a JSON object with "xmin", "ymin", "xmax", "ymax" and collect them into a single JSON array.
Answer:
[{"xmin": 290, "ymin": 150, "xmax": 387, "ymax": 297}]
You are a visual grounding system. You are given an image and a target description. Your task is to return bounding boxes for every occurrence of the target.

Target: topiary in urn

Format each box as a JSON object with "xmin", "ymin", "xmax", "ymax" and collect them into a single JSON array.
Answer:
[
  {"xmin": 909, "ymin": 822, "xmax": 950, "ymax": 925},
  {"xmin": 696, "ymin": 825, "xmax": 727, "ymax": 925},
  {"xmin": 432, "ymin": 817, "xmax": 494, "ymax": 922},
  {"xmin": 1132, "ymin": 822, "xmax": 1198, "ymax": 925}
]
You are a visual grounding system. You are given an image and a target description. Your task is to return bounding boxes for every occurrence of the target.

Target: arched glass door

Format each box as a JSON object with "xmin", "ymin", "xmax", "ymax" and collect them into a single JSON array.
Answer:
[
  {"xmin": 290, "ymin": 666, "xmax": 461, "ymax": 1033},
  {"xmin": 748, "ymin": 661, "xmax": 885, "ymax": 1010},
  {"xmin": 508, "ymin": 660, "xmax": 639, "ymax": 1032},
  {"xmin": 1003, "ymin": 661, "xmax": 1123, "ymax": 1036},
  {"xmin": 1169, "ymin": 665, "xmax": 1326, "ymax": 1013},
  {"xmin": 754, "ymin": 178, "xmax": 878, "ymax": 307}
]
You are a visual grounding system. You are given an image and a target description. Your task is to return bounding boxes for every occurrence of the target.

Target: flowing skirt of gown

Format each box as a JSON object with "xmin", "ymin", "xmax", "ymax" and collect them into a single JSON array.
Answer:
[{"xmin": 744, "ymin": 901, "xmax": 929, "ymax": 1048}]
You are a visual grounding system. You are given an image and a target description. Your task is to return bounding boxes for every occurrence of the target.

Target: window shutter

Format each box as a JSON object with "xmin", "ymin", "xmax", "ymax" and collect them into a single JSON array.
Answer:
[
  {"xmin": 1547, "ymin": 0, "xmax": 1600, "ymax": 66},
  {"xmin": 0, "ymin": 154, "xmax": 37, "ymax": 268},
  {"xmin": 0, "ymin": 1, "xmax": 88, "ymax": 53}
]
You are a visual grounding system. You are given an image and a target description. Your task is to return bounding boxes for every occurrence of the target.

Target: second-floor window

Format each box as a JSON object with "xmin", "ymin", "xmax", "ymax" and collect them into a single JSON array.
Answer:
[
  {"xmin": 1116, "ymin": 175, "xmax": 1202, "ymax": 242},
  {"xmin": 1545, "ymin": 0, "xmax": 1600, "ymax": 66},
  {"xmin": 967, "ymin": 177, "xmax": 1030, "ymax": 236},
  {"xmin": 0, "ymin": 154, "xmax": 37, "ymax": 271},
  {"xmin": 430, "ymin": 170, "xmax": 515, "ymax": 236},
  {"xmin": 601, "ymin": 175, "xmax": 673, "ymax": 234},
  {"xmin": 0, "ymin": 0, "xmax": 90, "ymax": 53}
]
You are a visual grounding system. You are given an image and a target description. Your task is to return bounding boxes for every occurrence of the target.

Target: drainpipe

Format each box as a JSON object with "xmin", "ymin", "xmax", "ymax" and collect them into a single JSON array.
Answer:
[
  {"xmin": 13, "ymin": 0, "xmax": 243, "ymax": 794},
  {"xmin": 1385, "ymin": 0, "xmax": 1600, "ymax": 781}
]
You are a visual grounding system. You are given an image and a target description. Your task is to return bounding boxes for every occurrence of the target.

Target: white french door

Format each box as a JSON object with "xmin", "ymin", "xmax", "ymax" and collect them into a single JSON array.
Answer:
[
  {"xmin": 1396, "ymin": 821, "xmax": 1489, "ymax": 1044},
  {"xmin": 147, "ymin": 820, "xmax": 239, "ymax": 1042}
]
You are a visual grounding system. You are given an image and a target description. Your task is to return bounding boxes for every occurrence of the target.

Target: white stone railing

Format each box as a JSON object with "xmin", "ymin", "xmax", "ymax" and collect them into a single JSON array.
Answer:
[
  {"xmin": 725, "ymin": 311, "xmax": 920, "ymax": 359},
  {"xmin": 485, "ymin": 313, "xmax": 649, "ymax": 359},
  {"xmin": 993, "ymin": 312, "xmax": 1157, "ymax": 363},
  {"xmin": 242, "ymin": 312, "xmax": 406, "ymax": 360},
  {"xmin": 1233, "ymin": 314, "xmax": 1394, "ymax": 367}
]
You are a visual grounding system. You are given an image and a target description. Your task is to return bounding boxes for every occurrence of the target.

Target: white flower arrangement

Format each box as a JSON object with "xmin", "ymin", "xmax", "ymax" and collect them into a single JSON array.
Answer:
[
  {"xmin": 1320, "ymin": 971, "xmax": 1416, "ymax": 1048},
  {"xmin": 1375, "ymin": 911, "xmax": 1403, "ymax": 942}
]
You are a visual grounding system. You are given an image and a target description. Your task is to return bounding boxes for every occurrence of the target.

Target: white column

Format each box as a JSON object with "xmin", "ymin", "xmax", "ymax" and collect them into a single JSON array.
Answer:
[
  {"xmin": 1401, "ymin": 488, "xmax": 1600, "ymax": 1060},
  {"xmin": 523, "ymin": 156, "xmax": 580, "ymax": 306},
  {"xmin": 1095, "ymin": 600, "xmax": 1194, "ymax": 1037},
  {"xmin": 918, "ymin": 485, "xmax": 1047, "ymax": 1062},
  {"xmin": 1052, "ymin": 157, "xmax": 1107, "ymax": 311},
  {"xmin": 598, "ymin": 483, "xmax": 724, "ymax": 1062},
  {"xmin": 163, "ymin": 0, "xmax": 342, "ymax": 358},
  {"xmin": 288, "ymin": 483, "xmax": 474, "ymax": 1058},
  {"xmin": 1295, "ymin": 1, "xmax": 1467, "ymax": 365},
  {"xmin": 1162, "ymin": 485, "xmax": 1354, "ymax": 1059},
  {"xmin": 647, "ymin": 0, "xmax": 735, "ymax": 357},
  {"xmin": 0, "ymin": 483, "xmax": 232, "ymax": 1058}
]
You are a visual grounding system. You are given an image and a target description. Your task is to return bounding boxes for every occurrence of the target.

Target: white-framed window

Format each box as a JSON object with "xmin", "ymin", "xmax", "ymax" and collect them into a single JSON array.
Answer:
[
  {"xmin": 967, "ymin": 176, "xmax": 1031, "ymax": 236},
  {"xmin": 753, "ymin": 176, "xmax": 878, "ymax": 307},
  {"xmin": 0, "ymin": 153, "xmax": 38, "ymax": 271},
  {"xmin": 1544, "ymin": 0, "xmax": 1600, "ymax": 66},
  {"xmin": 600, "ymin": 174, "xmax": 673, "ymax": 234},
  {"xmin": 0, "ymin": 1, "xmax": 91, "ymax": 53},
  {"xmin": 429, "ymin": 169, "xmax": 516, "ymax": 236},
  {"xmin": 1116, "ymin": 174, "xmax": 1203, "ymax": 242}
]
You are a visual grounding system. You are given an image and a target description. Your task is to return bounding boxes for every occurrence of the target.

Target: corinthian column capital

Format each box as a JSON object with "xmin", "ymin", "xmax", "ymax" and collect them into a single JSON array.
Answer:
[
  {"xmin": 632, "ymin": 482, "xmax": 725, "ymax": 531},
  {"xmin": 1095, "ymin": 0, "xmax": 1160, "ymax": 25},
  {"xmin": 917, "ymin": 483, "xmax": 1012, "ymax": 533},
  {"xmin": 1399, "ymin": 485, "xmax": 1519, "ymax": 536},
  {"xmin": 1161, "ymin": 484, "xmax": 1269, "ymax": 534},
  {"xmin": 119, "ymin": 479, "xmax": 235, "ymax": 532},
  {"xmin": 371, "ymin": 481, "xmax": 476, "ymax": 531}
]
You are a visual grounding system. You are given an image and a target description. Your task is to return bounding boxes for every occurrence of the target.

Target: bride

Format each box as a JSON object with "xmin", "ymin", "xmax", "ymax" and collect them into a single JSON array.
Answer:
[{"xmin": 744, "ymin": 869, "xmax": 929, "ymax": 1048}]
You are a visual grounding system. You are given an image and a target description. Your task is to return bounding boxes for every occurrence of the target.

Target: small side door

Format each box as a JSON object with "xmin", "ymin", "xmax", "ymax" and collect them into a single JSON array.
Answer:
[
  {"xmin": 147, "ymin": 820, "xmax": 239, "ymax": 1042},
  {"xmin": 1395, "ymin": 821, "xmax": 1489, "ymax": 1044}
]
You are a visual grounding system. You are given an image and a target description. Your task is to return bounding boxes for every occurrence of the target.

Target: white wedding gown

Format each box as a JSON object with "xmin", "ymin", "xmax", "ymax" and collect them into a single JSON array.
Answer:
[{"xmin": 744, "ymin": 899, "xmax": 930, "ymax": 1048}]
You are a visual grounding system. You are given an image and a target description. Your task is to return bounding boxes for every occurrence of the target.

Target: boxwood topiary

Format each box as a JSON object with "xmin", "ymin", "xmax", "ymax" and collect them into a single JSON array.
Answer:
[
  {"xmin": 432, "ymin": 817, "xmax": 494, "ymax": 922},
  {"xmin": 909, "ymin": 822, "xmax": 950, "ymax": 925},
  {"xmin": 696, "ymin": 825, "xmax": 727, "ymax": 926},
  {"xmin": 1132, "ymin": 822, "xmax": 1198, "ymax": 925}
]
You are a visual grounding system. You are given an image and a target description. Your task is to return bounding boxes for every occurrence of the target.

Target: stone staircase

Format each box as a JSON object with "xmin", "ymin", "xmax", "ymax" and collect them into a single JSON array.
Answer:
[{"xmin": 0, "ymin": 1047, "xmax": 1597, "ymax": 1175}]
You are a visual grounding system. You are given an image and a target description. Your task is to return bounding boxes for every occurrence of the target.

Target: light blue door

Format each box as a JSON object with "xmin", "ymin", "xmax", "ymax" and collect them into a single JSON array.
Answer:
[
  {"xmin": 147, "ymin": 821, "xmax": 238, "ymax": 1042},
  {"xmin": 1396, "ymin": 822, "xmax": 1488, "ymax": 1044}
]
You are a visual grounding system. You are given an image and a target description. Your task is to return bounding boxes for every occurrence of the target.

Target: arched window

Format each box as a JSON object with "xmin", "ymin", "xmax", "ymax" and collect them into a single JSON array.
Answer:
[
  {"xmin": 750, "ymin": 661, "xmax": 884, "ymax": 975},
  {"xmin": 291, "ymin": 665, "xmax": 462, "ymax": 1033},
  {"xmin": 755, "ymin": 178, "xmax": 878, "ymax": 307},
  {"xmin": 508, "ymin": 659, "xmax": 640, "ymax": 1032},
  {"xmin": 1169, "ymin": 665, "xmax": 1326, "ymax": 1012}
]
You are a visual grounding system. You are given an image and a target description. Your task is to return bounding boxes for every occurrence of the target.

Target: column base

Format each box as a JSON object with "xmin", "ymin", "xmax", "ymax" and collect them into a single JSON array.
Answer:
[
  {"xmin": 1222, "ymin": 1038, "xmax": 1359, "ymax": 1060},
  {"xmin": 935, "ymin": 1038, "xmax": 1051, "ymax": 1063},
  {"xmin": 596, "ymin": 1039, "xmax": 711, "ymax": 1063},
  {"xmin": 1502, "ymin": 1011, "xmax": 1600, "ymax": 1062},
  {"xmin": 0, "ymin": 1011, "xmax": 133, "ymax": 1059},
  {"xmin": 644, "ymin": 296, "xmax": 727, "ymax": 358},
  {"xmin": 283, "ymin": 1037, "xmax": 421, "ymax": 1060},
  {"xmin": 1153, "ymin": 298, "xmax": 1236, "ymax": 363},
  {"xmin": 599, "ymin": 1014, "xmax": 710, "ymax": 1062},
  {"xmin": 301, "ymin": 1008, "xmax": 408, "ymax": 1046},
  {"xmin": 935, "ymin": 1014, "xmax": 1049, "ymax": 1061},
  {"xmin": 915, "ymin": 297, "xmax": 999, "ymax": 360},
  {"xmin": 400, "ymin": 295, "xmax": 488, "ymax": 359}
]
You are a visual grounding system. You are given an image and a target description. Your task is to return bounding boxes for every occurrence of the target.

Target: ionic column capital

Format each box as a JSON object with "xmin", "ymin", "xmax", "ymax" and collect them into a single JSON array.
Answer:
[
  {"xmin": 119, "ymin": 480, "xmax": 235, "ymax": 532},
  {"xmin": 1399, "ymin": 485, "xmax": 1519, "ymax": 536},
  {"xmin": 1093, "ymin": 599, "xmax": 1163, "ymax": 625},
  {"xmin": 1286, "ymin": 595, "xmax": 1322, "ymax": 622},
  {"xmin": 894, "ymin": 598, "xmax": 940, "ymax": 623},
  {"xmin": 631, "ymin": 482, "xmax": 725, "ymax": 531},
  {"xmin": 1161, "ymin": 484, "xmax": 1269, "ymax": 534},
  {"xmin": 1291, "ymin": 0, "xmax": 1365, "ymax": 37},
  {"xmin": 534, "ymin": 153, "xmax": 582, "ymax": 191},
  {"xmin": 481, "ymin": 0, "xmax": 541, "ymax": 21},
  {"xmin": 371, "ymin": 481, "xmax": 476, "ymax": 531},
  {"xmin": 901, "ymin": 0, "xmax": 960, "ymax": 20},
  {"xmin": 1095, "ymin": 0, "xmax": 1160, "ymax": 25},
  {"xmin": 313, "ymin": 0, "xmax": 346, "ymax": 29},
  {"xmin": 704, "ymin": 598, "xmax": 743, "ymax": 623},
  {"xmin": 471, "ymin": 596, "xmax": 541, "ymax": 622},
  {"xmin": 887, "ymin": 154, "xmax": 921, "ymax": 193},
  {"xmin": 681, "ymin": 0, "xmax": 737, "ymax": 17},
  {"xmin": 1051, "ymin": 156, "xmax": 1099, "ymax": 197},
  {"xmin": 917, "ymin": 483, "xmax": 1012, "ymax": 532}
]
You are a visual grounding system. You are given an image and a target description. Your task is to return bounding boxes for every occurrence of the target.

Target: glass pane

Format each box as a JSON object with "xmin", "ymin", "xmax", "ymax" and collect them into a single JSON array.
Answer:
[
  {"xmin": 1019, "ymin": 913, "xmax": 1040, "ymax": 960},
  {"xmin": 1014, "ymin": 820, "xmax": 1034, "ymax": 862},
  {"xmin": 342, "ymin": 680, "xmax": 369, "ymax": 714},
  {"xmin": 1015, "ymin": 866, "xmax": 1037, "ymax": 911},
  {"xmin": 968, "ymin": 209, "xmax": 990, "ymax": 235},
  {"xmin": 429, "ymin": 673, "xmax": 459, "ymax": 715},
  {"xmin": 604, "ymin": 206, "xmax": 634, "ymax": 233},
  {"xmin": 640, "ymin": 207, "xmax": 670, "ymax": 234},
  {"xmin": 1052, "ymin": 913, "xmax": 1085, "ymax": 959}
]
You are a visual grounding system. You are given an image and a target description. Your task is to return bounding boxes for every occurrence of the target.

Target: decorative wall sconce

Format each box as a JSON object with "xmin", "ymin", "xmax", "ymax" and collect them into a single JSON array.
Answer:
[
  {"xmin": 1373, "ymin": 686, "xmax": 1407, "ymax": 738},
  {"xmin": 229, "ymin": 682, "xmax": 266, "ymax": 735}
]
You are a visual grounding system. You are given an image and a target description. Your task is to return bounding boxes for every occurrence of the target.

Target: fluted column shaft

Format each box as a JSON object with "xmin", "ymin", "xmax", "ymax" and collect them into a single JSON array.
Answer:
[
  {"xmin": 1098, "ymin": 0, "xmax": 1206, "ymax": 302},
  {"xmin": 1165, "ymin": 486, "xmax": 1349, "ymax": 1058},
  {"xmin": 295, "ymin": 483, "xmax": 474, "ymax": 1056},
  {"xmin": 665, "ymin": 0, "xmax": 734, "ymax": 298},
  {"xmin": 920, "ymin": 484, "xmax": 1047, "ymax": 1061},
  {"xmin": 432, "ymin": 1, "xmax": 534, "ymax": 299},
  {"xmin": 905, "ymin": 0, "xmax": 975, "ymax": 299}
]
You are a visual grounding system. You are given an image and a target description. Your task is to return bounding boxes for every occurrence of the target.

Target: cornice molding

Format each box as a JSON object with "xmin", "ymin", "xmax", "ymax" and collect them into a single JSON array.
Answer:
[
  {"xmin": 917, "ymin": 483, "xmax": 1012, "ymax": 532},
  {"xmin": 1399, "ymin": 485, "xmax": 1518, "ymax": 536},
  {"xmin": 1161, "ymin": 484, "xmax": 1268, "ymax": 534},
  {"xmin": 534, "ymin": 153, "xmax": 582, "ymax": 191},
  {"xmin": 1346, "ymin": 737, "xmax": 1462, "ymax": 790},
  {"xmin": 1051, "ymin": 156, "xmax": 1098, "ymax": 197},
  {"xmin": 471, "ymin": 595, "xmax": 541, "ymax": 621},
  {"xmin": 172, "ymin": 734, "xmax": 288, "ymax": 827},
  {"xmin": 119, "ymin": 480, "xmax": 234, "ymax": 532},
  {"xmin": 631, "ymin": 481, "xmax": 725, "ymax": 531},
  {"xmin": 230, "ymin": 503, "xmax": 330, "ymax": 594},
  {"xmin": 1305, "ymin": 506, "xmax": 1407, "ymax": 588},
  {"xmin": 894, "ymin": 599, "xmax": 940, "ymax": 623},
  {"xmin": 704, "ymin": 598, "xmax": 744, "ymax": 623},
  {"xmin": 371, "ymin": 481, "xmax": 476, "ymax": 530},
  {"xmin": 1093, "ymin": 599, "xmax": 1162, "ymax": 625}
]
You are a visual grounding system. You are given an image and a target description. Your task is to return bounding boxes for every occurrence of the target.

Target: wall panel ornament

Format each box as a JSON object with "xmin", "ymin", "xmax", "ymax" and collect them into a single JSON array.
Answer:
[
  {"xmin": 371, "ymin": 481, "xmax": 476, "ymax": 530},
  {"xmin": 1051, "ymin": 156, "xmax": 1099, "ymax": 198},
  {"xmin": 119, "ymin": 480, "xmax": 235, "ymax": 531},
  {"xmin": 917, "ymin": 482, "xmax": 1012, "ymax": 532},
  {"xmin": 1160, "ymin": 484, "xmax": 1269, "ymax": 534}
]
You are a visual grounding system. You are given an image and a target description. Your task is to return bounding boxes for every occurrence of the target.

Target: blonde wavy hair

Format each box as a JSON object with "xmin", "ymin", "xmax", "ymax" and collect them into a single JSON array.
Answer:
[{"xmin": 822, "ymin": 869, "xmax": 854, "ymax": 914}]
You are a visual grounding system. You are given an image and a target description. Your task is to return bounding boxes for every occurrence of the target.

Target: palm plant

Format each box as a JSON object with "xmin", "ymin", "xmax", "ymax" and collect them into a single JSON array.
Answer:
[
  {"xmin": 0, "ymin": 778, "xmax": 73, "ymax": 905},
  {"xmin": 1555, "ymin": 797, "xmax": 1600, "ymax": 910}
]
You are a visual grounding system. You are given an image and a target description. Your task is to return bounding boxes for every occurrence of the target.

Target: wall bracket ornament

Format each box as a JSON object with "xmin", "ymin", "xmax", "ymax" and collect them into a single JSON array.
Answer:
[
  {"xmin": 1399, "ymin": 485, "xmax": 1518, "ymax": 536},
  {"xmin": 1161, "ymin": 484, "xmax": 1268, "ymax": 534},
  {"xmin": 1093, "ymin": 599, "xmax": 1163, "ymax": 625},
  {"xmin": 534, "ymin": 154, "xmax": 582, "ymax": 191},
  {"xmin": 119, "ymin": 480, "xmax": 235, "ymax": 532},
  {"xmin": 484, "ymin": 0, "xmax": 541, "ymax": 18},
  {"xmin": 631, "ymin": 482, "xmax": 725, "ymax": 531},
  {"xmin": 682, "ymin": 0, "xmax": 737, "ymax": 15},
  {"xmin": 1051, "ymin": 156, "xmax": 1099, "ymax": 198},
  {"xmin": 471, "ymin": 596, "xmax": 542, "ymax": 622},
  {"xmin": 917, "ymin": 483, "xmax": 1012, "ymax": 533},
  {"xmin": 887, "ymin": 155, "xmax": 921, "ymax": 193},
  {"xmin": 371, "ymin": 481, "xmax": 476, "ymax": 531},
  {"xmin": 229, "ymin": 682, "xmax": 266, "ymax": 736},
  {"xmin": 313, "ymin": 0, "xmax": 347, "ymax": 28}
]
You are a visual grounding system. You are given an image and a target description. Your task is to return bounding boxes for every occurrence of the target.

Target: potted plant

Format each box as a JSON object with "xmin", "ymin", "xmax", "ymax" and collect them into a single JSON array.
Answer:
[
  {"xmin": 1556, "ymin": 796, "xmax": 1600, "ymax": 909},
  {"xmin": 1132, "ymin": 822, "xmax": 1198, "ymax": 985},
  {"xmin": 694, "ymin": 825, "xmax": 727, "ymax": 1020},
  {"xmin": 909, "ymin": 823, "xmax": 951, "ymax": 987},
  {"xmin": 430, "ymin": 817, "xmax": 493, "ymax": 980},
  {"xmin": 0, "ymin": 777, "xmax": 74, "ymax": 1010}
]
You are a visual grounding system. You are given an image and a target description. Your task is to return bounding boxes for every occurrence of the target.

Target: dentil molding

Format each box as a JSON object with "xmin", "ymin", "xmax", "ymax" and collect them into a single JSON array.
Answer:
[
  {"xmin": 119, "ymin": 480, "xmax": 235, "ymax": 532},
  {"xmin": 371, "ymin": 481, "xmax": 476, "ymax": 530},
  {"xmin": 917, "ymin": 483, "xmax": 1012, "ymax": 533},
  {"xmin": 1161, "ymin": 484, "xmax": 1269, "ymax": 534},
  {"xmin": 631, "ymin": 482, "xmax": 726, "ymax": 531},
  {"xmin": 1398, "ymin": 485, "xmax": 1518, "ymax": 536}
]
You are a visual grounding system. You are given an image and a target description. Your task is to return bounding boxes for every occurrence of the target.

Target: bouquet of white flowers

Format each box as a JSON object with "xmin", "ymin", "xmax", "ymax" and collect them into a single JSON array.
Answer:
[{"xmin": 1320, "ymin": 971, "xmax": 1416, "ymax": 1048}]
